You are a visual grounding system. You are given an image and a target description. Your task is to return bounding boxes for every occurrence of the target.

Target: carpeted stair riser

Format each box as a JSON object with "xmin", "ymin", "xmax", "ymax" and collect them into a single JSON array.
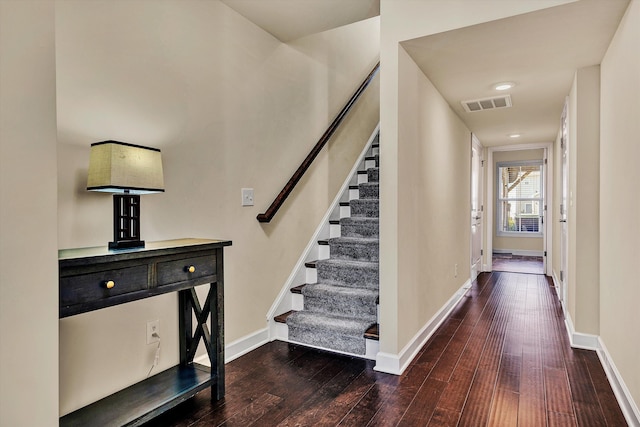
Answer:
[
  {"xmin": 340, "ymin": 217, "xmax": 379, "ymax": 238},
  {"xmin": 358, "ymin": 182, "xmax": 379, "ymax": 199},
  {"xmin": 350, "ymin": 199, "xmax": 379, "ymax": 218},
  {"xmin": 288, "ymin": 326, "xmax": 367, "ymax": 355},
  {"xmin": 368, "ymin": 167, "xmax": 379, "ymax": 183},
  {"xmin": 329, "ymin": 237, "xmax": 378, "ymax": 262},
  {"xmin": 315, "ymin": 259, "xmax": 378, "ymax": 289},
  {"xmin": 302, "ymin": 283, "xmax": 377, "ymax": 321},
  {"xmin": 286, "ymin": 311, "xmax": 374, "ymax": 355}
]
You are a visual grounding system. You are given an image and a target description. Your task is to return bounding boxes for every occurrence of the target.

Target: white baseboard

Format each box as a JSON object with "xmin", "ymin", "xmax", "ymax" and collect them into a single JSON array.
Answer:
[
  {"xmin": 597, "ymin": 338, "xmax": 640, "ymax": 427},
  {"xmin": 225, "ymin": 328, "xmax": 270, "ymax": 363},
  {"xmin": 555, "ymin": 274, "xmax": 599, "ymax": 351},
  {"xmin": 374, "ymin": 279, "xmax": 471, "ymax": 375},
  {"xmin": 551, "ymin": 270, "xmax": 568, "ymax": 315},
  {"xmin": 492, "ymin": 248, "xmax": 544, "ymax": 257},
  {"xmin": 563, "ymin": 314, "xmax": 599, "ymax": 350},
  {"xmin": 194, "ymin": 327, "xmax": 269, "ymax": 367}
]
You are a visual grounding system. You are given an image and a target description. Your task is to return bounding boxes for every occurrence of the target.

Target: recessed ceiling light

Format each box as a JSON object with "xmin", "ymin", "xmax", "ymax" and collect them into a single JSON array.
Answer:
[
  {"xmin": 494, "ymin": 82, "xmax": 515, "ymax": 91},
  {"xmin": 509, "ymin": 133, "xmax": 521, "ymax": 138}
]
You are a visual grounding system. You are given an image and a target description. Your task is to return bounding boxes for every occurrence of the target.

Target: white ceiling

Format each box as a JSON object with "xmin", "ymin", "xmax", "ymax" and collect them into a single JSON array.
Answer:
[
  {"xmin": 402, "ymin": 0, "xmax": 630, "ymax": 147},
  {"xmin": 221, "ymin": 0, "xmax": 629, "ymax": 147},
  {"xmin": 221, "ymin": 0, "xmax": 380, "ymax": 42}
]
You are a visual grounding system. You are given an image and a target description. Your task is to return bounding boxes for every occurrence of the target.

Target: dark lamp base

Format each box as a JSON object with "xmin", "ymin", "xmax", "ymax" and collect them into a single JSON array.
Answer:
[
  {"xmin": 111, "ymin": 194, "xmax": 144, "ymax": 250},
  {"xmin": 109, "ymin": 240, "xmax": 145, "ymax": 250}
]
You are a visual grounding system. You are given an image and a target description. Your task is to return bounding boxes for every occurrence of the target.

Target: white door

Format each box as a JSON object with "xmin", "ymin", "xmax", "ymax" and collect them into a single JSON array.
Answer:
[
  {"xmin": 542, "ymin": 149, "xmax": 548, "ymax": 275},
  {"xmin": 559, "ymin": 101, "xmax": 569, "ymax": 303},
  {"xmin": 471, "ymin": 135, "xmax": 483, "ymax": 282}
]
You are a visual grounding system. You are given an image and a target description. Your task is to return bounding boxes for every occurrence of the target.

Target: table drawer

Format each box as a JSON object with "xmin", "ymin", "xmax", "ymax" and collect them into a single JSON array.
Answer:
[
  {"xmin": 157, "ymin": 255, "xmax": 216, "ymax": 286},
  {"xmin": 60, "ymin": 265, "xmax": 149, "ymax": 307}
]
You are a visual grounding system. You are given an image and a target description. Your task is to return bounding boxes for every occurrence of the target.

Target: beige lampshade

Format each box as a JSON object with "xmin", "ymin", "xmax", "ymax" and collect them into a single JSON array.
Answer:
[{"xmin": 87, "ymin": 141, "xmax": 164, "ymax": 194}]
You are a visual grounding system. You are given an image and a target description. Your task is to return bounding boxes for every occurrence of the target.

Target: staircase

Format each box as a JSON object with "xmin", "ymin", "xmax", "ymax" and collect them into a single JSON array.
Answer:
[{"xmin": 273, "ymin": 133, "xmax": 379, "ymax": 358}]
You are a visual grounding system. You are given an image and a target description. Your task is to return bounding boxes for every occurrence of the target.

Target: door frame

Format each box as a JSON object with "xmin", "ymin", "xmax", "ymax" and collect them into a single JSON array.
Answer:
[
  {"xmin": 470, "ymin": 134, "xmax": 484, "ymax": 282},
  {"xmin": 486, "ymin": 142, "xmax": 554, "ymax": 275},
  {"xmin": 559, "ymin": 99, "xmax": 569, "ymax": 304}
]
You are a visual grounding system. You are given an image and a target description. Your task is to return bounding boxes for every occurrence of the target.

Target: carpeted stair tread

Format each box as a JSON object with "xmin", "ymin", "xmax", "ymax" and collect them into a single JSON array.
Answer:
[
  {"xmin": 340, "ymin": 217, "xmax": 379, "ymax": 238},
  {"xmin": 329, "ymin": 236, "xmax": 378, "ymax": 243},
  {"xmin": 303, "ymin": 282, "xmax": 378, "ymax": 298},
  {"xmin": 350, "ymin": 199, "xmax": 379, "ymax": 217},
  {"xmin": 315, "ymin": 258, "xmax": 378, "ymax": 289},
  {"xmin": 286, "ymin": 311, "xmax": 375, "ymax": 354},
  {"xmin": 286, "ymin": 311, "xmax": 374, "ymax": 334},
  {"xmin": 328, "ymin": 237, "xmax": 379, "ymax": 261},
  {"xmin": 302, "ymin": 283, "xmax": 378, "ymax": 321},
  {"xmin": 316, "ymin": 258, "xmax": 378, "ymax": 268},
  {"xmin": 358, "ymin": 182, "xmax": 379, "ymax": 199},
  {"xmin": 337, "ymin": 228, "xmax": 380, "ymax": 240},
  {"xmin": 367, "ymin": 167, "xmax": 379, "ymax": 182},
  {"xmin": 341, "ymin": 217, "xmax": 378, "ymax": 224}
]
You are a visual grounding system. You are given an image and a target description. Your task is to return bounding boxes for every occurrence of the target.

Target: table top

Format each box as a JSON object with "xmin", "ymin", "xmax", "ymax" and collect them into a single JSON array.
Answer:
[{"xmin": 59, "ymin": 238, "xmax": 232, "ymax": 261}]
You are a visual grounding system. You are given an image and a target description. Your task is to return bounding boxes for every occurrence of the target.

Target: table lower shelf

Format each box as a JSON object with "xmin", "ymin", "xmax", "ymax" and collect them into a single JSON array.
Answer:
[{"xmin": 60, "ymin": 363, "xmax": 213, "ymax": 427}]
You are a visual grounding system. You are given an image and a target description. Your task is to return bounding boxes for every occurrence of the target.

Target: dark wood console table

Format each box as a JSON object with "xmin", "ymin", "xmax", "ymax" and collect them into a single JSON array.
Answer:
[{"xmin": 59, "ymin": 238, "xmax": 232, "ymax": 427}]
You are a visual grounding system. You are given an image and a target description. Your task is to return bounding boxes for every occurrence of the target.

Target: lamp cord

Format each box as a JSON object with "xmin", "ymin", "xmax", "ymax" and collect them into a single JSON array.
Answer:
[{"xmin": 147, "ymin": 333, "xmax": 161, "ymax": 378}]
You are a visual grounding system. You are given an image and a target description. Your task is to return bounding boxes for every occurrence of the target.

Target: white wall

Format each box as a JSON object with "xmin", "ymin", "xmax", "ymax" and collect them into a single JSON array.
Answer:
[
  {"xmin": 600, "ymin": 0, "xmax": 640, "ymax": 411},
  {"xmin": 567, "ymin": 65, "xmax": 601, "ymax": 335},
  {"xmin": 0, "ymin": 1, "xmax": 59, "ymax": 425},
  {"xmin": 56, "ymin": 0, "xmax": 379, "ymax": 414},
  {"xmin": 395, "ymin": 46, "xmax": 471, "ymax": 351}
]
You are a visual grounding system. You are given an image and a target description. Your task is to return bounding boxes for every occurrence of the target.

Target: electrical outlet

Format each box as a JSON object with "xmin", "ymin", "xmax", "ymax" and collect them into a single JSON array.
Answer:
[
  {"xmin": 147, "ymin": 319, "xmax": 160, "ymax": 344},
  {"xmin": 454, "ymin": 263, "xmax": 458, "ymax": 278},
  {"xmin": 241, "ymin": 188, "xmax": 254, "ymax": 206}
]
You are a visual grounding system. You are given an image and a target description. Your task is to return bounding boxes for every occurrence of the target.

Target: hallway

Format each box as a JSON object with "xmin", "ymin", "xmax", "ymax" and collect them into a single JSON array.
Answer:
[{"xmin": 145, "ymin": 272, "xmax": 626, "ymax": 426}]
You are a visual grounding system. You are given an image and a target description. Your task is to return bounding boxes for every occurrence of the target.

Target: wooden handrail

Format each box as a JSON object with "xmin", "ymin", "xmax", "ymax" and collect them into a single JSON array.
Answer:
[{"xmin": 257, "ymin": 62, "xmax": 380, "ymax": 223}]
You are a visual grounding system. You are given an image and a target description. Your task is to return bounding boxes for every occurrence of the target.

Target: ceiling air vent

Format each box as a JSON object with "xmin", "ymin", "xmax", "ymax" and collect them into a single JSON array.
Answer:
[{"xmin": 462, "ymin": 94, "xmax": 512, "ymax": 113}]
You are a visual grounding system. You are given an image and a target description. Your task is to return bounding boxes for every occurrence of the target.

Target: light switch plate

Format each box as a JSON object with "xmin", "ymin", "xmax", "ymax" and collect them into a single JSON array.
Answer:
[{"xmin": 241, "ymin": 188, "xmax": 254, "ymax": 206}]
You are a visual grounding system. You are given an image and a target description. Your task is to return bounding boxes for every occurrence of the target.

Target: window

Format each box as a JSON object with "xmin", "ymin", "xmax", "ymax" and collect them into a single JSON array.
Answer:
[{"xmin": 496, "ymin": 161, "xmax": 543, "ymax": 235}]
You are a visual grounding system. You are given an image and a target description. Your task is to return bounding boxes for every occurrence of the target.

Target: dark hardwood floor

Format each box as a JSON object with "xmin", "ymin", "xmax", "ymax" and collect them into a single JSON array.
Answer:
[
  {"xmin": 492, "ymin": 255, "xmax": 544, "ymax": 275},
  {"xmin": 144, "ymin": 272, "xmax": 626, "ymax": 426}
]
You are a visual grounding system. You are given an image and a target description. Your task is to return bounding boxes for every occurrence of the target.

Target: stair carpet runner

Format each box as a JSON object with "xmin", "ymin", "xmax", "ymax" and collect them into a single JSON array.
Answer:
[{"xmin": 285, "ymin": 152, "xmax": 379, "ymax": 355}]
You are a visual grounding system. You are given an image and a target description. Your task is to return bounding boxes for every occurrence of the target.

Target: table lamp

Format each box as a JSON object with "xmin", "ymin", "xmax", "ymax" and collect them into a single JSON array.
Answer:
[{"xmin": 87, "ymin": 141, "xmax": 164, "ymax": 249}]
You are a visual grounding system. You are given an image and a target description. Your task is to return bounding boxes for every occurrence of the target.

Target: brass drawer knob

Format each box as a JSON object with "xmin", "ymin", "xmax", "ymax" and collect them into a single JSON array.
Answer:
[
  {"xmin": 187, "ymin": 265, "xmax": 196, "ymax": 273},
  {"xmin": 105, "ymin": 280, "xmax": 115, "ymax": 289}
]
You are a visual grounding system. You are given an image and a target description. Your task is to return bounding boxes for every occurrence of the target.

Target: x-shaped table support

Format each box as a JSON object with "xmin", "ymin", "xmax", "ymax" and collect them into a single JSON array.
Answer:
[{"xmin": 179, "ymin": 279, "xmax": 224, "ymax": 400}]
